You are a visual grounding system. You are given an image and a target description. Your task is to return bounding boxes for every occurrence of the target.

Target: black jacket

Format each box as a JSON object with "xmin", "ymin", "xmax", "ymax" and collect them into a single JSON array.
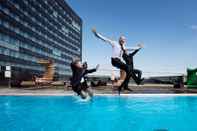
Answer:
[
  {"xmin": 70, "ymin": 62, "xmax": 96, "ymax": 87},
  {"xmin": 122, "ymin": 49, "xmax": 140, "ymax": 69}
]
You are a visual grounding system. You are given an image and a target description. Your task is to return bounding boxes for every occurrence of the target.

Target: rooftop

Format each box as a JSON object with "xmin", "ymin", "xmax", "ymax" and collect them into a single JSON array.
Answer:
[{"xmin": 1, "ymin": 84, "xmax": 197, "ymax": 96}]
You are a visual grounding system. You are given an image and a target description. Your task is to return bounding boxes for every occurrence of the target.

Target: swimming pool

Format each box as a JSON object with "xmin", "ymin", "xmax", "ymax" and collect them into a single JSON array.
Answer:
[{"xmin": 0, "ymin": 95, "xmax": 197, "ymax": 131}]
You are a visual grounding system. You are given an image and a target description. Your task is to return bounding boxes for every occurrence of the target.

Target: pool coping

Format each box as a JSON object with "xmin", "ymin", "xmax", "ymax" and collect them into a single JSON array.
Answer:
[{"xmin": 1, "ymin": 93, "xmax": 197, "ymax": 97}]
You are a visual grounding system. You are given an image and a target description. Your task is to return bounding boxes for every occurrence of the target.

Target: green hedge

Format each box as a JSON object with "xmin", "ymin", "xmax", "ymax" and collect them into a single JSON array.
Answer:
[{"xmin": 187, "ymin": 68, "xmax": 197, "ymax": 88}]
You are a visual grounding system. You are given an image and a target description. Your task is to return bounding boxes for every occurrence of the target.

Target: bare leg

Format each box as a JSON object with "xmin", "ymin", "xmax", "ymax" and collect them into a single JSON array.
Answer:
[
  {"xmin": 118, "ymin": 71, "xmax": 134, "ymax": 94},
  {"xmin": 111, "ymin": 58, "xmax": 132, "ymax": 94}
]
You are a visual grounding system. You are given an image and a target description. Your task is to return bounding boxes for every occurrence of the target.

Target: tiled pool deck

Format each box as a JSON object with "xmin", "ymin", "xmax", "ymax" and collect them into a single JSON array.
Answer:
[{"xmin": 0, "ymin": 84, "xmax": 197, "ymax": 96}]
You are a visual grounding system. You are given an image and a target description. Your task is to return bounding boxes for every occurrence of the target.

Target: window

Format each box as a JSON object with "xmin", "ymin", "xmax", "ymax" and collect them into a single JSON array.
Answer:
[
  {"xmin": 0, "ymin": 5, "xmax": 3, "ymax": 10},
  {"xmin": 24, "ymin": 1, "xmax": 28, "ymax": 5},
  {"xmin": 4, "ymin": 49, "xmax": 9, "ymax": 55},
  {"xmin": 53, "ymin": 49, "xmax": 61, "ymax": 57},
  {"xmin": 4, "ymin": 8, "xmax": 10, "ymax": 14},
  {"xmin": 15, "ymin": 4, "xmax": 19, "ymax": 9}
]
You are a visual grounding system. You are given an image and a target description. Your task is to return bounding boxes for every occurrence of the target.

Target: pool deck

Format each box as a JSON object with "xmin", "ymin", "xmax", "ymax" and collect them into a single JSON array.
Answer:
[{"xmin": 1, "ymin": 84, "xmax": 197, "ymax": 96}]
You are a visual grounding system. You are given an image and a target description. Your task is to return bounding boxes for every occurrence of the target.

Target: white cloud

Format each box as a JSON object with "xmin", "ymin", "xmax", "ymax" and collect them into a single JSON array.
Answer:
[{"xmin": 190, "ymin": 25, "xmax": 197, "ymax": 30}]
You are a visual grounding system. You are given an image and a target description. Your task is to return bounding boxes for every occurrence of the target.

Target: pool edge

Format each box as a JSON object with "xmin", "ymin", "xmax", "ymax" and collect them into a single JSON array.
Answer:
[{"xmin": 1, "ymin": 93, "xmax": 197, "ymax": 97}]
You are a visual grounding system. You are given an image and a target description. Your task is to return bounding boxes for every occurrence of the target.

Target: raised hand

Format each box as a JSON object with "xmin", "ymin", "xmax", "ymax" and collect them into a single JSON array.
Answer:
[
  {"xmin": 137, "ymin": 43, "xmax": 144, "ymax": 48},
  {"xmin": 92, "ymin": 28, "xmax": 97, "ymax": 34}
]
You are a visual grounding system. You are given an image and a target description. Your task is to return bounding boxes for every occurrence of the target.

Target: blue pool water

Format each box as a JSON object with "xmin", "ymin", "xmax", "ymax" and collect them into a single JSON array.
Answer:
[{"xmin": 0, "ymin": 96, "xmax": 197, "ymax": 131}]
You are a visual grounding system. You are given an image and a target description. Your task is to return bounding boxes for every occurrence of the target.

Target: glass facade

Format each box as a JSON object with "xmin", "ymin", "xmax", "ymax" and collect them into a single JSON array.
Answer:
[{"xmin": 0, "ymin": 0, "xmax": 82, "ymax": 82}]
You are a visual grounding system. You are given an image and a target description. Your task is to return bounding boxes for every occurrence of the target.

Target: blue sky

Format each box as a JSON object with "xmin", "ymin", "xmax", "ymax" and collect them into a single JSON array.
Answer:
[{"xmin": 67, "ymin": 0, "xmax": 197, "ymax": 77}]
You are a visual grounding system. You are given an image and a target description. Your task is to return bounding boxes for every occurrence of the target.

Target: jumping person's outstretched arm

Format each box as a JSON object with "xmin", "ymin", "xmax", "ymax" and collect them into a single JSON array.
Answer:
[
  {"xmin": 130, "ymin": 49, "xmax": 140, "ymax": 56},
  {"xmin": 129, "ymin": 44, "xmax": 144, "ymax": 56},
  {"xmin": 84, "ymin": 64, "xmax": 100, "ymax": 74},
  {"xmin": 85, "ymin": 69, "xmax": 96, "ymax": 74},
  {"xmin": 92, "ymin": 28, "xmax": 115, "ymax": 47},
  {"xmin": 126, "ymin": 43, "xmax": 144, "ymax": 51}
]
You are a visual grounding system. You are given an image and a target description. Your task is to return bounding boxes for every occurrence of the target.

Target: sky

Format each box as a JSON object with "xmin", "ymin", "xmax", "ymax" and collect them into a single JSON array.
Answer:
[{"xmin": 67, "ymin": 0, "xmax": 197, "ymax": 77}]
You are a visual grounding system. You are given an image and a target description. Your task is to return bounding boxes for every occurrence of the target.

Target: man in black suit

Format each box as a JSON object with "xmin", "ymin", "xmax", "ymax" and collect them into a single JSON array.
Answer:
[
  {"xmin": 119, "ymin": 44, "xmax": 144, "ymax": 93},
  {"xmin": 70, "ymin": 59, "xmax": 99, "ymax": 99}
]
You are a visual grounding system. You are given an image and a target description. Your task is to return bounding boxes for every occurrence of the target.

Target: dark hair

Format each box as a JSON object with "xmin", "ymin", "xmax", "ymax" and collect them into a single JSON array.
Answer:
[{"xmin": 83, "ymin": 62, "xmax": 88, "ymax": 69}]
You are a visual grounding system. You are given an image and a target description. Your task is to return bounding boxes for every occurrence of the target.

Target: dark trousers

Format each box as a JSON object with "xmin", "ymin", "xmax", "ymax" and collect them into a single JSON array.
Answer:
[
  {"xmin": 111, "ymin": 57, "xmax": 141, "ymax": 82},
  {"xmin": 72, "ymin": 80, "xmax": 89, "ymax": 95},
  {"xmin": 111, "ymin": 57, "xmax": 133, "ymax": 92},
  {"xmin": 119, "ymin": 70, "xmax": 140, "ymax": 91},
  {"xmin": 122, "ymin": 52, "xmax": 142, "ymax": 84},
  {"xmin": 133, "ymin": 69, "xmax": 142, "ymax": 81},
  {"xmin": 113, "ymin": 54, "xmax": 143, "ymax": 93},
  {"xmin": 111, "ymin": 58, "xmax": 131, "ymax": 73}
]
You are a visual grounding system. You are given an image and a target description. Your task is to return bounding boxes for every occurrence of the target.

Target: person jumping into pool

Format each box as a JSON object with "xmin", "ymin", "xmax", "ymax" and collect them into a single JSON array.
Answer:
[
  {"xmin": 92, "ymin": 28, "xmax": 144, "ymax": 93},
  {"xmin": 119, "ymin": 44, "xmax": 144, "ymax": 92},
  {"xmin": 70, "ymin": 58, "xmax": 99, "ymax": 99}
]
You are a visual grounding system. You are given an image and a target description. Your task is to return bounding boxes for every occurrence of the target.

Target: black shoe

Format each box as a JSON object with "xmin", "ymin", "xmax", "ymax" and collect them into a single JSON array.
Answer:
[
  {"xmin": 136, "ymin": 78, "xmax": 144, "ymax": 85},
  {"xmin": 140, "ymin": 78, "xmax": 145, "ymax": 85},
  {"xmin": 123, "ymin": 79, "xmax": 132, "ymax": 92}
]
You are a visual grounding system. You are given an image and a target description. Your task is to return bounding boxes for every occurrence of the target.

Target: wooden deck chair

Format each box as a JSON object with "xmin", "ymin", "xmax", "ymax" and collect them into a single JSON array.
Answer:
[{"xmin": 35, "ymin": 59, "xmax": 55, "ymax": 86}]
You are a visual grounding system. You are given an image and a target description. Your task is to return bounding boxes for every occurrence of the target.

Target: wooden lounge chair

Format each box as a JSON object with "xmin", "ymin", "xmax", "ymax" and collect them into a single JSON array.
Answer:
[{"xmin": 34, "ymin": 59, "xmax": 55, "ymax": 87}]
